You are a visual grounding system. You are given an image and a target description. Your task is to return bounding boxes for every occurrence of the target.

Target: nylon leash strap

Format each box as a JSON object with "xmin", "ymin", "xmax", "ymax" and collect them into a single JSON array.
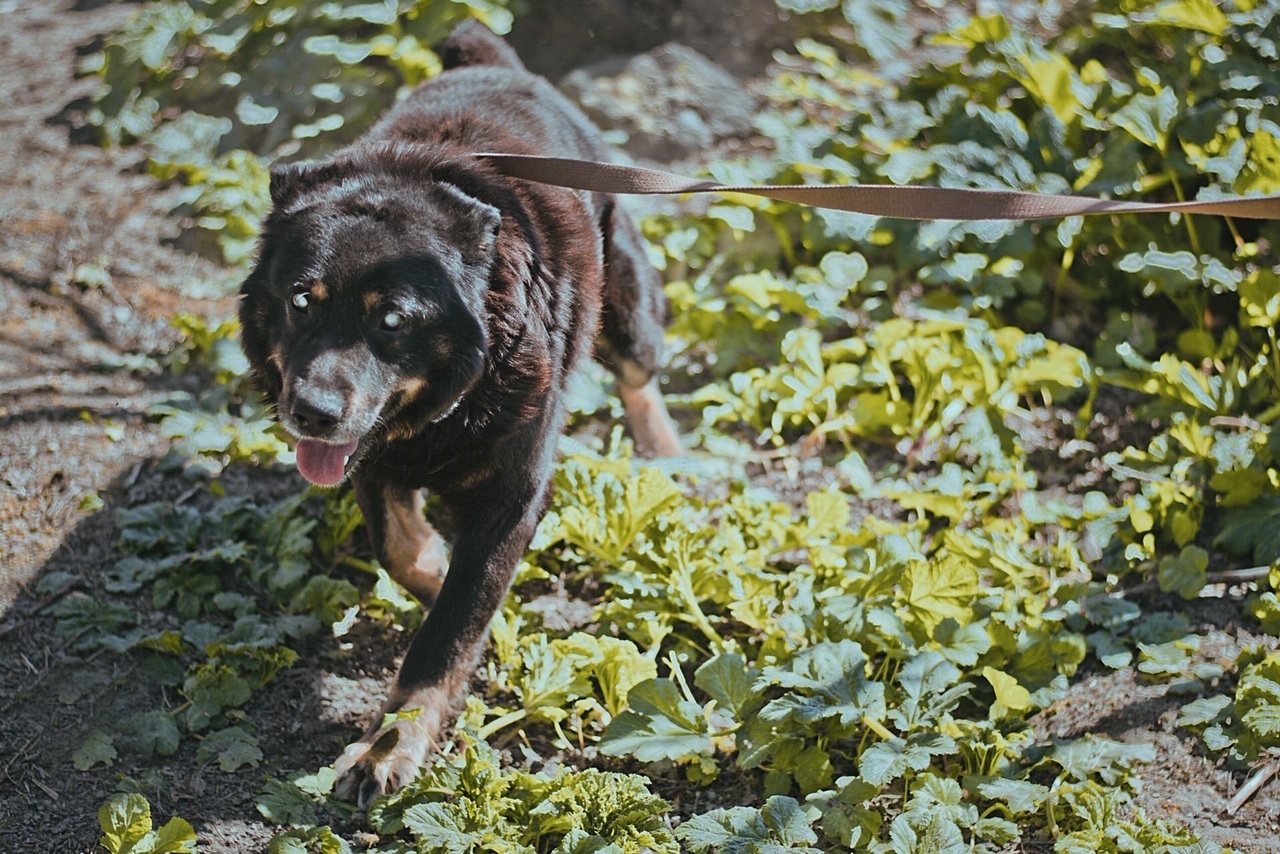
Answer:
[{"xmin": 476, "ymin": 153, "xmax": 1280, "ymax": 221}]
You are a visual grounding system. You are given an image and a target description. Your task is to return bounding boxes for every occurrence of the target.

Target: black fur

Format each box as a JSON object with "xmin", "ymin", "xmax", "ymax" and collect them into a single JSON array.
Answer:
[{"xmin": 238, "ymin": 20, "xmax": 675, "ymax": 803}]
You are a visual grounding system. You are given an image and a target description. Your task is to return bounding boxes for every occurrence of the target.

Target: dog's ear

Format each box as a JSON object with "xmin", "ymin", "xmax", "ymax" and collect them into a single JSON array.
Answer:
[
  {"xmin": 268, "ymin": 161, "xmax": 306, "ymax": 208},
  {"xmin": 434, "ymin": 182, "xmax": 502, "ymax": 262},
  {"xmin": 269, "ymin": 160, "xmax": 340, "ymax": 209}
]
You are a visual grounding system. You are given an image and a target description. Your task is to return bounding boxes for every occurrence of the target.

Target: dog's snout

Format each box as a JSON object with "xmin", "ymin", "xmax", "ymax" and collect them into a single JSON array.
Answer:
[{"xmin": 291, "ymin": 387, "xmax": 347, "ymax": 437}]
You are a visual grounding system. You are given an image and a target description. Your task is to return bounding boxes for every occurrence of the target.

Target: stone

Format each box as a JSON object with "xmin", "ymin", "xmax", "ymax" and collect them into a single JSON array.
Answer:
[{"xmin": 560, "ymin": 42, "xmax": 759, "ymax": 161}]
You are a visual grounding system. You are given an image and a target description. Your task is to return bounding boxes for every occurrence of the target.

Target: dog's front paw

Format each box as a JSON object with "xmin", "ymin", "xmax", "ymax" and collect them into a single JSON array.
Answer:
[{"xmin": 333, "ymin": 716, "xmax": 436, "ymax": 807}]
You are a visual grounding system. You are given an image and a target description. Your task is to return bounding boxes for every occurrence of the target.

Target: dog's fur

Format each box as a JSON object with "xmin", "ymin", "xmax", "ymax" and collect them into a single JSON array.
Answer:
[{"xmin": 238, "ymin": 21, "xmax": 680, "ymax": 804}]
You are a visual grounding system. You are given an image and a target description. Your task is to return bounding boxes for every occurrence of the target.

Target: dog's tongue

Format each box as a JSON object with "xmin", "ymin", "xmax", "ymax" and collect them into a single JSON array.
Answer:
[{"xmin": 295, "ymin": 439, "xmax": 358, "ymax": 486}]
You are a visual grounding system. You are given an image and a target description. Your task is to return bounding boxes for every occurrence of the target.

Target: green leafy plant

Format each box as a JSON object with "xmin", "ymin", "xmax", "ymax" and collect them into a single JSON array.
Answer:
[
  {"xmin": 364, "ymin": 734, "xmax": 676, "ymax": 853},
  {"xmin": 61, "ymin": 487, "xmax": 362, "ymax": 766},
  {"xmin": 98, "ymin": 794, "xmax": 197, "ymax": 854},
  {"xmin": 1178, "ymin": 646, "xmax": 1280, "ymax": 769},
  {"xmin": 81, "ymin": 0, "xmax": 521, "ymax": 263}
]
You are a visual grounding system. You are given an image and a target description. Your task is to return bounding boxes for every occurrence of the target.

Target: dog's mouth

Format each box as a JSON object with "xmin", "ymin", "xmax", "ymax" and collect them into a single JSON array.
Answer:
[
  {"xmin": 294, "ymin": 437, "xmax": 361, "ymax": 487},
  {"xmin": 281, "ymin": 376, "xmax": 460, "ymax": 487}
]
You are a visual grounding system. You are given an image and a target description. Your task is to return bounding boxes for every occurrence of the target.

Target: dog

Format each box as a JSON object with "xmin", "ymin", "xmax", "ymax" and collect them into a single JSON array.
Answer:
[{"xmin": 238, "ymin": 20, "xmax": 681, "ymax": 804}]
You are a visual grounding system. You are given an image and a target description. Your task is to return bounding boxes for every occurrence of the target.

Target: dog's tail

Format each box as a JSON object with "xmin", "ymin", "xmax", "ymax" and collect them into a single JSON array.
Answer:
[{"xmin": 439, "ymin": 19, "xmax": 525, "ymax": 71}]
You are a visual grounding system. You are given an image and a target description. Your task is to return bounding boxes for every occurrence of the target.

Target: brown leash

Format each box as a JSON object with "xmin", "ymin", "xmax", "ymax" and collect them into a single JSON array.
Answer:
[{"xmin": 477, "ymin": 153, "xmax": 1280, "ymax": 221}]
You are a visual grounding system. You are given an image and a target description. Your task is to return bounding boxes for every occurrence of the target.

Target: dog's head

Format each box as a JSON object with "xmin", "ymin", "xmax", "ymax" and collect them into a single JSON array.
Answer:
[{"xmin": 239, "ymin": 147, "xmax": 501, "ymax": 486}]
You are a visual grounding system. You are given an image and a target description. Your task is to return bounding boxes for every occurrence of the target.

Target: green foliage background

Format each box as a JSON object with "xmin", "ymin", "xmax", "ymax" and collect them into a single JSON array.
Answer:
[{"xmin": 75, "ymin": 0, "xmax": 1280, "ymax": 851}]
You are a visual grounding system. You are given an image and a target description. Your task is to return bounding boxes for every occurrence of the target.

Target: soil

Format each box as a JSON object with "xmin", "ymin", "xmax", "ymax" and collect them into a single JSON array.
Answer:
[{"xmin": 2, "ymin": 2, "xmax": 1280, "ymax": 853}]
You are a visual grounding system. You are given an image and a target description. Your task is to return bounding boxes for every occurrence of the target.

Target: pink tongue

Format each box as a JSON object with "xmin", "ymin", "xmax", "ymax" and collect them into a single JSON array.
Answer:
[{"xmin": 295, "ymin": 439, "xmax": 358, "ymax": 486}]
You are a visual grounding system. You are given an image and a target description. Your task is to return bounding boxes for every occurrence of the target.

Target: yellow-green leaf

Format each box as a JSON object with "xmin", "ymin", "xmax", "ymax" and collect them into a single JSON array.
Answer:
[
  {"xmin": 983, "ymin": 667, "xmax": 1031, "ymax": 716},
  {"xmin": 1016, "ymin": 52, "xmax": 1078, "ymax": 124},
  {"xmin": 902, "ymin": 555, "xmax": 979, "ymax": 636},
  {"xmin": 1151, "ymin": 0, "xmax": 1228, "ymax": 34}
]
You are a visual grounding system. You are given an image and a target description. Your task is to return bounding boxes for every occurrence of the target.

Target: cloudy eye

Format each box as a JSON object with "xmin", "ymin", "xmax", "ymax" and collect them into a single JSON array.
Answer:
[
  {"xmin": 381, "ymin": 311, "xmax": 404, "ymax": 331},
  {"xmin": 291, "ymin": 291, "xmax": 310, "ymax": 312}
]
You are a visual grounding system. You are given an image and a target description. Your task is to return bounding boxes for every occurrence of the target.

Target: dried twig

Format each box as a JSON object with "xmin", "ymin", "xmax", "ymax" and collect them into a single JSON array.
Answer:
[
  {"xmin": 1104, "ymin": 564, "xmax": 1274, "ymax": 602},
  {"xmin": 1226, "ymin": 759, "xmax": 1280, "ymax": 816},
  {"xmin": 29, "ymin": 778, "xmax": 59, "ymax": 801}
]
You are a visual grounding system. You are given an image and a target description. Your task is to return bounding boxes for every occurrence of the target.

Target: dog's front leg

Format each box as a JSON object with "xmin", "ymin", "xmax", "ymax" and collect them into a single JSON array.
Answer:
[
  {"xmin": 354, "ymin": 478, "xmax": 449, "ymax": 607},
  {"xmin": 333, "ymin": 489, "xmax": 539, "ymax": 806}
]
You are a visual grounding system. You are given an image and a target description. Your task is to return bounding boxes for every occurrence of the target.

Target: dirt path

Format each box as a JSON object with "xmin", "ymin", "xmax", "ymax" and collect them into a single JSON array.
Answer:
[
  {"xmin": 0, "ymin": 2, "xmax": 266, "ymax": 849},
  {"xmin": 0, "ymin": 0, "xmax": 231, "ymax": 612}
]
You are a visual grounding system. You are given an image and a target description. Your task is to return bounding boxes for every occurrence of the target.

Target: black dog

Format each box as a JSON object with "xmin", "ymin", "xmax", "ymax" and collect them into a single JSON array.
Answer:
[{"xmin": 239, "ymin": 21, "xmax": 680, "ymax": 804}]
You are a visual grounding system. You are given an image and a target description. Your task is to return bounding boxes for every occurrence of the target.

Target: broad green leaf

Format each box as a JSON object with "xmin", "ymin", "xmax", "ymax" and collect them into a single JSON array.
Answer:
[
  {"xmin": 401, "ymin": 803, "xmax": 478, "ymax": 854},
  {"xmin": 1158, "ymin": 545, "xmax": 1209, "ymax": 599},
  {"xmin": 257, "ymin": 778, "xmax": 318, "ymax": 827},
  {"xmin": 74, "ymin": 731, "xmax": 118, "ymax": 771},
  {"xmin": 901, "ymin": 555, "xmax": 978, "ymax": 636},
  {"xmin": 859, "ymin": 733, "xmax": 956, "ymax": 787},
  {"xmin": 268, "ymin": 827, "xmax": 353, "ymax": 854},
  {"xmin": 819, "ymin": 251, "xmax": 869, "ymax": 291},
  {"xmin": 1151, "ymin": 0, "xmax": 1227, "ymax": 34},
  {"xmin": 936, "ymin": 13, "xmax": 1010, "ymax": 46},
  {"xmin": 98, "ymin": 794, "xmax": 196, "ymax": 854},
  {"xmin": 301, "ymin": 35, "xmax": 374, "ymax": 63},
  {"xmin": 1138, "ymin": 638, "xmax": 1196, "ymax": 677},
  {"xmin": 676, "ymin": 796, "xmax": 820, "ymax": 853},
  {"xmin": 599, "ymin": 679, "xmax": 712, "ymax": 762},
  {"xmin": 1215, "ymin": 495, "xmax": 1280, "ymax": 564},
  {"xmin": 694, "ymin": 652, "xmax": 759, "ymax": 721},
  {"xmin": 932, "ymin": 619, "xmax": 991, "ymax": 667},
  {"xmin": 973, "ymin": 777, "xmax": 1049, "ymax": 815},
  {"xmin": 1048, "ymin": 736, "xmax": 1156, "ymax": 783},
  {"xmin": 196, "ymin": 726, "xmax": 262, "ymax": 772},
  {"xmin": 120, "ymin": 711, "xmax": 181, "ymax": 759},
  {"xmin": 320, "ymin": 0, "xmax": 398, "ymax": 24},
  {"xmin": 99, "ymin": 794, "xmax": 154, "ymax": 854},
  {"xmin": 982, "ymin": 667, "xmax": 1031, "ymax": 716},
  {"xmin": 1175, "ymin": 695, "xmax": 1232, "ymax": 728},
  {"xmin": 583, "ymin": 635, "xmax": 659, "ymax": 718},
  {"xmin": 887, "ymin": 808, "xmax": 969, "ymax": 854},
  {"xmin": 1112, "ymin": 87, "xmax": 1179, "ymax": 153},
  {"xmin": 892, "ymin": 651, "xmax": 971, "ymax": 730},
  {"xmin": 759, "ymin": 640, "xmax": 887, "ymax": 729},
  {"xmin": 555, "ymin": 460, "xmax": 682, "ymax": 564},
  {"xmin": 149, "ymin": 818, "xmax": 199, "ymax": 854},
  {"xmin": 803, "ymin": 778, "xmax": 883, "ymax": 848},
  {"xmin": 1088, "ymin": 632, "xmax": 1133, "ymax": 670},
  {"xmin": 512, "ymin": 635, "xmax": 595, "ymax": 723},
  {"xmin": 761, "ymin": 796, "xmax": 820, "ymax": 847},
  {"xmin": 1015, "ymin": 51, "xmax": 1078, "ymax": 124}
]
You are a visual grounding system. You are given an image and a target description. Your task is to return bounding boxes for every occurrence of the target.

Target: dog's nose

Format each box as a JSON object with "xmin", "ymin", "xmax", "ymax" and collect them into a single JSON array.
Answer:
[{"xmin": 291, "ymin": 389, "xmax": 346, "ymax": 436}]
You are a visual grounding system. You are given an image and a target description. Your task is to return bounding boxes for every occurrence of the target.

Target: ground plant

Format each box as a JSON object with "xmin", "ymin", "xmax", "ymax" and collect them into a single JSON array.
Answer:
[{"xmin": 64, "ymin": 0, "xmax": 1280, "ymax": 850}]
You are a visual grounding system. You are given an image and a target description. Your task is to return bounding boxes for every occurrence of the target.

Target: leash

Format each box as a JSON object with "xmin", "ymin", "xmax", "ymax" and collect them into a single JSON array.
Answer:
[{"xmin": 477, "ymin": 153, "xmax": 1280, "ymax": 221}]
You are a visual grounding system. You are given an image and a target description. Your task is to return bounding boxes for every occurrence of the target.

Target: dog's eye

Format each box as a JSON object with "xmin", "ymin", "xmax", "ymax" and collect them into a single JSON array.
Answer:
[
  {"xmin": 381, "ymin": 311, "xmax": 404, "ymax": 331},
  {"xmin": 291, "ymin": 291, "xmax": 310, "ymax": 312}
]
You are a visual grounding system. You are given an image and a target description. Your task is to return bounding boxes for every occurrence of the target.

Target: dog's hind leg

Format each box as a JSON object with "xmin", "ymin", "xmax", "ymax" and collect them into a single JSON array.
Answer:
[
  {"xmin": 354, "ymin": 479, "xmax": 449, "ymax": 606},
  {"xmin": 595, "ymin": 197, "xmax": 682, "ymax": 457}
]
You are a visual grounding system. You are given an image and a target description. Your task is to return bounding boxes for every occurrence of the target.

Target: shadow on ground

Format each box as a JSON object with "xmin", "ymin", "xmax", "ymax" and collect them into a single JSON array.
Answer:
[{"xmin": 0, "ymin": 457, "xmax": 406, "ymax": 852}]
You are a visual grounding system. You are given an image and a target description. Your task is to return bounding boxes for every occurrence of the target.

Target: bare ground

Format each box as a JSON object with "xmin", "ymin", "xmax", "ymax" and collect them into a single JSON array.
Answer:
[{"xmin": 2, "ymin": 2, "xmax": 1280, "ymax": 852}]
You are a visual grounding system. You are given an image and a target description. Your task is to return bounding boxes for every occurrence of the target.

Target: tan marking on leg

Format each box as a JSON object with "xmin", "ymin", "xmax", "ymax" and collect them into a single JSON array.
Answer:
[
  {"xmin": 398, "ymin": 376, "xmax": 426, "ymax": 399},
  {"xmin": 379, "ymin": 488, "xmax": 449, "ymax": 606},
  {"xmin": 619, "ymin": 378, "xmax": 682, "ymax": 457}
]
